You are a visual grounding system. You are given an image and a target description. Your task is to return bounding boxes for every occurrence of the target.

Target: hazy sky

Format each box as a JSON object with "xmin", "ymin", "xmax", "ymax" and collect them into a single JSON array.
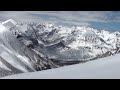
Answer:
[{"xmin": 0, "ymin": 11, "xmax": 120, "ymax": 31}]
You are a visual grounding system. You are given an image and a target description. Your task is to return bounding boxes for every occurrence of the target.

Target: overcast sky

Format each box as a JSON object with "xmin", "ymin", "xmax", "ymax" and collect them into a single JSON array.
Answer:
[{"xmin": 0, "ymin": 11, "xmax": 120, "ymax": 31}]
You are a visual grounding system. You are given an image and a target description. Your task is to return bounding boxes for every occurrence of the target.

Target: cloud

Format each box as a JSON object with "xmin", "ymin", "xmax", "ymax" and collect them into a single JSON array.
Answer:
[
  {"xmin": 0, "ymin": 11, "xmax": 120, "ymax": 27},
  {"xmin": 25, "ymin": 11, "xmax": 110, "ymax": 22},
  {"xmin": 0, "ymin": 11, "xmax": 44, "ymax": 23}
]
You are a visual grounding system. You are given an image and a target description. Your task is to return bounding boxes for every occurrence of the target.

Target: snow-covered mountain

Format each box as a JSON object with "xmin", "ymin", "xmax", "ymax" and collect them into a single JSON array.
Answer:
[
  {"xmin": 0, "ymin": 19, "xmax": 120, "ymax": 78},
  {"xmin": 19, "ymin": 22, "xmax": 120, "ymax": 62},
  {"xmin": 0, "ymin": 19, "xmax": 56, "ymax": 77}
]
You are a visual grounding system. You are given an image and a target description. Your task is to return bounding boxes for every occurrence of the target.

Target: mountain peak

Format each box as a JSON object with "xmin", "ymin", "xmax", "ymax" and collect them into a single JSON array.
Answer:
[{"xmin": 2, "ymin": 19, "xmax": 17, "ymax": 29}]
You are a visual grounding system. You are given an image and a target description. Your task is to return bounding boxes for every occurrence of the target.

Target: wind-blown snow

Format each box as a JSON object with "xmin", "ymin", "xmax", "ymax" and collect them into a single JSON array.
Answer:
[{"xmin": 2, "ymin": 54, "xmax": 120, "ymax": 79}]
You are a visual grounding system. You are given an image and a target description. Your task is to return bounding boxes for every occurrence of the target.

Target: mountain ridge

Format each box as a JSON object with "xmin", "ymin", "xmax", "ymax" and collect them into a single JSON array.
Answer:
[{"xmin": 0, "ymin": 19, "xmax": 120, "ymax": 78}]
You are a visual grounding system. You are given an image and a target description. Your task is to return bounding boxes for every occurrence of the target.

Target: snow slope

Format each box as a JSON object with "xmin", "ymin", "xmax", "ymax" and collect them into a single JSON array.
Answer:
[
  {"xmin": 0, "ymin": 19, "xmax": 56, "ymax": 77},
  {"xmin": 2, "ymin": 54, "xmax": 120, "ymax": 79},
  {"xmin": 0, "ymin": 20, "xmax": 37, "ymax": 76}
]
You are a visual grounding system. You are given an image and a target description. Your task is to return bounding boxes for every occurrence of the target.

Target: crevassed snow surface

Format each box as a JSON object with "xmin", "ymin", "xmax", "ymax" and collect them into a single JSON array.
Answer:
[{"xmin": 2, "ymin": 54, "xmax": 120, "ymax": 79}]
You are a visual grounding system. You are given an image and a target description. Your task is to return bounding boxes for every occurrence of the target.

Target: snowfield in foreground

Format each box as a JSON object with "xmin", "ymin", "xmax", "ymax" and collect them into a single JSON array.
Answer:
[{"xmin": 1, "ymin": 54, "xmax": 120, "ymax": 79}]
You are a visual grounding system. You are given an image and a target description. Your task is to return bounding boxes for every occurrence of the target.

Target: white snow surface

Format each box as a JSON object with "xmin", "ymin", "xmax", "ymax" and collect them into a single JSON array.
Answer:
[{"xmin": 1, "ymin": 54, "xmax": 120, "ymax": 79}]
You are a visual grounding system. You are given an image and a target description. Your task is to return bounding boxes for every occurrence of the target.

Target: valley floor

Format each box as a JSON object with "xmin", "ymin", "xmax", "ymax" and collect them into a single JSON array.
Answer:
[{"xmin": 1, "ymin": 54, "xmax": 120, "ymax": 79}]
